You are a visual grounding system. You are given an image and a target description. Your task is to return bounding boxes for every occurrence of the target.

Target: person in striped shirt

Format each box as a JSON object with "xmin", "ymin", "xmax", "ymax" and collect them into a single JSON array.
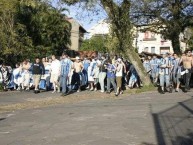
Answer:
[{"xmin": 60, "ymin": 52, "xmax": 72, "ymax": 96}]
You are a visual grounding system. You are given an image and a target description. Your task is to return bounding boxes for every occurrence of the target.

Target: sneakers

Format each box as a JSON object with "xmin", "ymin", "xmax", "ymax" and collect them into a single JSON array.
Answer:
[
  {"xmin": 160, "ymin": 90, "xmax": 165, "ymax": 94},
  {"xmin": 115, "ymin": 92, "xmax": 119, "ymax": 96},
  {"xmin": 100, "ymin": 90, "xmax": 104, "ymax": 93},
  {"xmin": 61, "ymin": 93, "xmax": 67, "ymax": 97},
  {"xmin": 17, "ymin": 87, "xmax": 21, "ymax": 91},
  {"xmin": 77, "ymin": 89, "xmax": 81, "ymax": 93},
  {"xmin": 90, "ymin": 88, "xmax": 94, "ymax": 91},
  {"xmin": 34, "ymin": 90, "xmax": 40, "ymax": 94},
  {"xmin": 175, "ymin": 88, "xmax": 179, "ymax": 92},
  {"xmin": 57, "ymin": 87, "xmax": 60, "ymax": 93},
  {"xmin": 94, "ymin": 88, "xmax": 97, "ymax": 91},
  {"xmin": 106, "ymin": 91, "xmax": 111, "ymax": 94},
  {"xmin": 52, "ymin": 90, "xmax": 56, "ymax": 93}
]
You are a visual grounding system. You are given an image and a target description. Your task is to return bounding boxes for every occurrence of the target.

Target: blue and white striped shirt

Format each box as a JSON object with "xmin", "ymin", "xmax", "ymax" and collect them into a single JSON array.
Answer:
[{"xmin": 60, "ymin": 58, "xmax": 71, "ymax": 76}]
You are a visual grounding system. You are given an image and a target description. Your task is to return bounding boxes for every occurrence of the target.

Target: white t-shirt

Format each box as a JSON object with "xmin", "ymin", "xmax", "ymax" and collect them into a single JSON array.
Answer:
[
  {"xmin": 116, "ymin": 63, "xmax": 123, "ymax": 77},
  {"xmin": 50, "ymin": 59, "xmax": 61, "ymax": 75}
]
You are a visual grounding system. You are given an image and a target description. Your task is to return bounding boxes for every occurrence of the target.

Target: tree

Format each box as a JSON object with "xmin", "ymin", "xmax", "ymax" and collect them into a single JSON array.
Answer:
[
  {"xmin": 80, "ymin": 35, "xmax": 107, "ymax": 52},
  {"xmin": 18, "ymin": 0, "xmax": 71, "ymax": 57},
  {"xmin": 0, "ymin": 0, "xmax": 71, "ymax": 65},
  {"xmin": 61, "ymin": 0, "xmax": 152, "ymax": 86},
  {"xmin": 0, "ymin": 0, "xmax": 33, "ymax": 65},
  {"xmin": 132, "ymin": 0, "xmax": 193, "ymax": 54},
  {"xmin": 187, "ymin": 27, "xmax": 193, "ymax": 50}
]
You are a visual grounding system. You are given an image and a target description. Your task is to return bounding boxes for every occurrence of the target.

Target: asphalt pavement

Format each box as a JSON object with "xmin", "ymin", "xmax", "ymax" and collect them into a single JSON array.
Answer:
[{"xmin": 0, "ymin": 90, "xmax": 193, "ymax": 145}]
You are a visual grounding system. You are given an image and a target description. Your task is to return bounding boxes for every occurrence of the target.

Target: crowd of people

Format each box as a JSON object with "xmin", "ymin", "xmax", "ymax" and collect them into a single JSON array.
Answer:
[
  {"xmin": 143, "ymin": 50, "xmax": 193, "ymax": 93},
  {"xmin": 0, "ymin": 50, "xmax": 193, "ymax": 96}
]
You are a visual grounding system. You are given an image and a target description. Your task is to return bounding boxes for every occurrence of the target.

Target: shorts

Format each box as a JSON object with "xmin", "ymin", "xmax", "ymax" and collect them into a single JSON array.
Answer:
[
  {"xmin": 50, "ymin": 74, "xmax": 59, "ymax": 83},
  {"xmin": 33, "ymin": 75, "xmax": 41, "ymax": 87},
  {"xmin": 116, "ymin": 76, "xmax": 122, "ymax": 88}
]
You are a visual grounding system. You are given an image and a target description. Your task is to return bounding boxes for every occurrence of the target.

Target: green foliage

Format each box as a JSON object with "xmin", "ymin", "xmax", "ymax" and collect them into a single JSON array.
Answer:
[
  {"xmin": 132, "ymin": 0, "xmax": 193, "ymax": 54},
  {"xmin": 188, "ymin": 28, "xmax": 193, "ymax": 51},
  {"xmin": 80, "ymin": 35, "xmax": 107, "ymax": 52},
  {"xmin": 0, "ymin": 0, "xmax": 71, "ymax": 66}
]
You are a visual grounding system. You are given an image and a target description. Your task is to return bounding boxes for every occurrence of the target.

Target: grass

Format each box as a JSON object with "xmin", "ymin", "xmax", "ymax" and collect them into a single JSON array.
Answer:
[
  {"xmin": 0, "ymin": 83, "xmax": 3, "ymax": 91},
  {"xmin": 124, "ymin": 84, "xmax": 156, "ymax": 95}
]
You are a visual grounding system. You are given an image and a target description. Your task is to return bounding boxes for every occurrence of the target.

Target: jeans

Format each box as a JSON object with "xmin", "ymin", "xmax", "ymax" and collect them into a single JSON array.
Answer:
[
  {"xmin": 82, "ymin": 69, "xmax": 88, "ymax": 85},
  {"xmin": 107, "ymin": 77, "xmax": 117, "ymax": 93},
  {"xmin": 151, "ymin": 72, "xmax": 158, "ymax": 83},
  {"xmin": 185, "ymin": 71, "xmax": 191, "ymax": 90},
  {"xmin": 172, "ymin": 73, "xmax": 181, "ymax": 84},
  {"xmin": 159, "ymin": 74, "xmax": 170, "ymax": 88},
  {"xmin": 60, "ymin": 74, "xmax": 68, "ymax": 94},
  {"xmin": 99, "ymin": 72, "xmax": 106, "ymax": 92}
]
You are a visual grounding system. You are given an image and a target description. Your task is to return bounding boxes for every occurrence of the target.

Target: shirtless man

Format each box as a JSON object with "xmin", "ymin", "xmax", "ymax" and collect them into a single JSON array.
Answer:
[
  {"xmin": 71, "ymin": 56, "xmax": 84, "ymax": 92},
  {"xmin": 22, "ymin": 59, "xmax": 31, "ymax": 90},
  {"xmin": 181, "ymin": 50, "xmax": 193, "ymax": 92},
  {"xmin": 73, "ymin": 57, "xmax": 84, "ymax": 73}
]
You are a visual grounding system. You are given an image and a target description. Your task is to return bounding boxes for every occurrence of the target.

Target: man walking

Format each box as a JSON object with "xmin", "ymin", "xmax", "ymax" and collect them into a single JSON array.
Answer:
[
  {"xmin": 150, "ymin": 55, "xmax": 159, "ymax": 85},
  {"xmin": 98, "ymin": 55, "xmax": 107, "ymax": 93},
  {"xmin": 71, "ymin": 56, "xmax": 84, "ymax": 92},
  {"xmin": 22, "ymin": 59, "xmax": 31, "ymax": 91},
  {"xmin": 31, "ymin": 58, "xmax": 45, "ymax": 93},
  {"xmin": 0, "ymin": 63, "xmax": 10, "ymax": 91},
  {"xmin": 60, "ymin": 52, "xmax": 72, "ymax": 96},
  {"xmin": 50, "ymin": 55, "xmax": 61, "ymax": 93},
  {"xmin": 181, "ymin": 50, "xmax": 193, "ymax": 92},
  {"xmin": 172, "ymin": 53, "xmax": 181, "ymax": 92},
  {"xmin": 159, "ymin": 53, "xmax": 172, "ymax": 94}
]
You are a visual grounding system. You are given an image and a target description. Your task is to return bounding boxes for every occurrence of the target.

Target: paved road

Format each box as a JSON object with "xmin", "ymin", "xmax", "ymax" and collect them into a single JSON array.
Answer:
[{"xmin": 0, "ymin": 90, "xmax": 193, "ymax": 145}]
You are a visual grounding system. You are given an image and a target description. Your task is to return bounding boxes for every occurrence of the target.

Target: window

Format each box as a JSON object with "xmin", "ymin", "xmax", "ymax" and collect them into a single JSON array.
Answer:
[
  {"xmin": 144, "ymin": 47, "xmax": 149, "ymax": 52},
  {"xmin": 151, "ymin": 47, "xmax": 155, "ymax": 53},
  {"xmin": 143, "ymin": 31, "xmax": 156, "ymax": 41}
]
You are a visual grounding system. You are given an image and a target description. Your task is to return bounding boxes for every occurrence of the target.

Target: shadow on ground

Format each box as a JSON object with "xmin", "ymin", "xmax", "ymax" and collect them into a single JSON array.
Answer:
[
  {"xmin": 143, "ymin": 96, "xmax": 193, "ymax": 145},
  {"xmin": 0, "ymin": 118, "xmax": 6, "ymax": 121}
]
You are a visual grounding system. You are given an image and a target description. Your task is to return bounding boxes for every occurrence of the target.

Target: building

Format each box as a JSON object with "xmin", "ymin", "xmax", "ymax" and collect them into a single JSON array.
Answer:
[
  {"xmin": 135, "ymin": 27, "xmax": 187, "ymax": 54},
  {"xmin": 88, "ymin": 19, "xmax": 188, "ymax": 54},
  {"xmin": 67, "ymin": 18, "xmax": 87, "ymax": 51},
  {"xmin": 87, "ymin": 19, "xmax": 110, "ymax": 38}
]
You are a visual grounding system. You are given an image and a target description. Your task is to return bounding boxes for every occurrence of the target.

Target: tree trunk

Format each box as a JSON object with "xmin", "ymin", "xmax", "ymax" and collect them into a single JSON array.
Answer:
[
  {"xmin": 100, "ymin": 0, "xmax": 152, "ymax": 86},
  {"xmin": 171, "ymin": 33, "xmax": 181, "ymax": 54},
  {"xmin": 126, "ymin": 47, "xmax": 152, "ymax": 86}
]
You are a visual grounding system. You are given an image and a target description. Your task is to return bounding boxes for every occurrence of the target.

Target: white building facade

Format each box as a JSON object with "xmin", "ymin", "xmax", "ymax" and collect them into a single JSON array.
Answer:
[
  {"xmin": 87, "ymin": 19, "xmax": 110, "ymax": 39},
  {"xmin": 135, "ymin": 30, "xmax": 187, "ymax": 54},
  {"xmin": 88, "ymin": 20, "xmax": 187, "ymax": 54}
]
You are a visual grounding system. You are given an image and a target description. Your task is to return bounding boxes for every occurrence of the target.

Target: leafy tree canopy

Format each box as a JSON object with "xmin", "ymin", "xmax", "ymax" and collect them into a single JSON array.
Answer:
[
  {"xmin": 80, "ymin": 35, "xmax": 107, "ymax": 53},
  {"xmin": 0, "ymin": 0, "xmax": 71, "ymax": 66}
]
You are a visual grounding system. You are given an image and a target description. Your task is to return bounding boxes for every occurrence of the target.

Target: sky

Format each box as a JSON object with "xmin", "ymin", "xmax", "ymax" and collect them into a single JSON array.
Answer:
[{"xmin": 51, "ymin": 0, "xmax": 107, "ymax": 31}]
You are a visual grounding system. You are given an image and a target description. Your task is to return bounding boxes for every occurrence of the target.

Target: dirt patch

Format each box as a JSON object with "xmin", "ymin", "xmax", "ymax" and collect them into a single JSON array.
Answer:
[{"xmin": 0, "ymin": 91, "xmax": 121, "ymax": 113}]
